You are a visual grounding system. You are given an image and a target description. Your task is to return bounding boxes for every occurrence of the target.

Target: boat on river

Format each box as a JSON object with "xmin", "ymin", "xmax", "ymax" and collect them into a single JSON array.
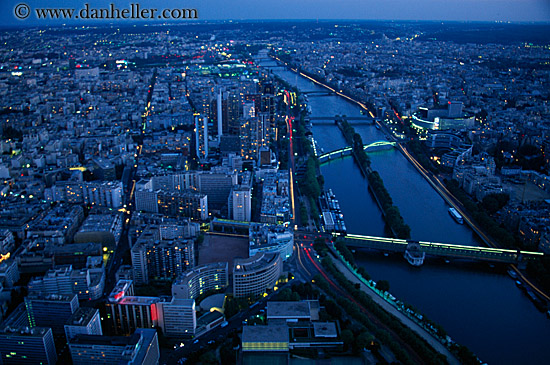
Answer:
[{"xmin": 448, "ymin": 207, "xmax": 464, "ymax": 224}]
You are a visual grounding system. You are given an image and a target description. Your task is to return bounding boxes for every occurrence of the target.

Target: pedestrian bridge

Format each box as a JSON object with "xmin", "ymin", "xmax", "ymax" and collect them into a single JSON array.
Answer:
[
  {"xmin": 317, "ymin": 141, "xmax": 396, "ymax": 163},
  {"xmin": 341, "ymin": 233, "xmax": 544, "ymax": 265}
]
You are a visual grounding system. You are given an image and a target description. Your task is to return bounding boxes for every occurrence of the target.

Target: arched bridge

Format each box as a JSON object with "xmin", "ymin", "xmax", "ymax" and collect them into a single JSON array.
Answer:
[
  {"xmin": 341, "ymin": 233, "xmax": 544, "ymax": 266},
  {"xmin": 317, "ymin": 141, "xmax": 396, "ymax": 163}
]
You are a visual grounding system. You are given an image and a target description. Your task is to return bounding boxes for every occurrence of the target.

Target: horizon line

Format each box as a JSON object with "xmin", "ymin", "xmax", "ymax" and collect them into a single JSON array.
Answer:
[{"xmin": 2, "ymin": 18, "xmax": 550, "ymax": 30}]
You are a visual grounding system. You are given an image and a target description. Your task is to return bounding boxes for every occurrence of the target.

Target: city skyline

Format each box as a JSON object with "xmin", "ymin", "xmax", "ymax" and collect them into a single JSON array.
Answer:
[{"xmin": 1, "ymin": 0, "xmax": 550, "ymax": 27}]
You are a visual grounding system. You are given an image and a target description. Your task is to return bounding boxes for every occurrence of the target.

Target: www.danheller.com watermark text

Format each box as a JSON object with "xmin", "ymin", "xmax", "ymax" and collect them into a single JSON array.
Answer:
[{"xmin": 14, "ymin": 3, "xmax": 198, "ymax": 21}]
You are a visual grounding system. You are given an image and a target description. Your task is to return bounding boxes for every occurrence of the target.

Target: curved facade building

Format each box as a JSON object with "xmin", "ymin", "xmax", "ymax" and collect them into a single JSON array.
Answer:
[
  {"xmin": 233, "ymin": 252, "xmax": 282, "ymax": 298},
  {"xmin": 172, "ymin": 262, "xmax": 229, "ymax": 300}
]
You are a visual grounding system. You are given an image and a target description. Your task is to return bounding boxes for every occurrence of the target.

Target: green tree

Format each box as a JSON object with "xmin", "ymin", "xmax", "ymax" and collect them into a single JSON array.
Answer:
[
  {"xmin": 341, "ymin": 329, "xmax": 354, "ymax": 351},
  {"xmin": 300, "ymin": 157, "xmax": 321, "ymax": 198},
  {"xmin": 355, "ymin": 331, "xmax": 374, "ymax": 351},
  {"xmin": 313, "ymin": 237, "xmax": 328, "ymax": 256},
  {"xmin": 299, "ymin": 202, "xmax": 308, "ymax": 224},
  {"xmin": 277, "ymin": 288, "xmax": 293, "ymax": 301},
  {"xmin": 224, "ymin": 297, "xmax": 239, "ymax": 318},
  {"xmin": 357, "ymin": 266, "xmax": 371, "ymax": 281},
  {"xmin": 481, "ymin": 195, "xmax": 500, "ymax": 215},
  {"xmin": 376, "ymin": 280, "xmax": 390, "ymax": 293},
  {"xmin": 324, "ymin": 300, "xmax": 342, "ymax": 319},
  {"xmin": 220, "ymin": 341, "xmax": 236, "ymax": 365},
  {"xmin": 199, "ymin": 351, "xmax": 218, "ymax": 365}
]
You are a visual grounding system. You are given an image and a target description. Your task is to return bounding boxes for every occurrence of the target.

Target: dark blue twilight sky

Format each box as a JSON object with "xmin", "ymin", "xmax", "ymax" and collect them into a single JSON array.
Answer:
[{"xmin": 2, "ymin": 0, "xmax": 550, "ymax": 27}]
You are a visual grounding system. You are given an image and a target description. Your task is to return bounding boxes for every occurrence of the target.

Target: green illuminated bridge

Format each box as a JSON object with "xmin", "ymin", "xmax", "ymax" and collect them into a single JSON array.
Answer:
[
  {"xmin": 318, "ymin": 141, "xmax": 396, "ymax": 163},
  {"xmin": 341, "ymin": 233, "xmax": 544, "ymax": 265}
]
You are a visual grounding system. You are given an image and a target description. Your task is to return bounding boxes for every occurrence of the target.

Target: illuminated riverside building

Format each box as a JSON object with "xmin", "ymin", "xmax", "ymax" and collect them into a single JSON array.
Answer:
[
  {"xmin": 172, "ymin": 262, "xmax": 229, "ymax": 299},
  {"xmin": 233, "ymin": 252, "xmax": 282, "ymax": 298},
  {"xmin": 411, "ymin": 102, "xmax": 475, "ymax": 131}
]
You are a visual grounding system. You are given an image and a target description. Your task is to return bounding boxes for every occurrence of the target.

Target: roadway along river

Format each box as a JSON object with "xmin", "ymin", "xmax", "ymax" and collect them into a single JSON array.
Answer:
[{"xmin": 259, "ymin": 54, "xmax": 550, "ymax": 364}]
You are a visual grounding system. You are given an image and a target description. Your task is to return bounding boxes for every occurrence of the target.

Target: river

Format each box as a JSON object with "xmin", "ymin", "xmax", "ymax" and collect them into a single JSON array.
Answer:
[{"xmin": 259, "ymin": 53, "xmax": 550, "ymax": 364}]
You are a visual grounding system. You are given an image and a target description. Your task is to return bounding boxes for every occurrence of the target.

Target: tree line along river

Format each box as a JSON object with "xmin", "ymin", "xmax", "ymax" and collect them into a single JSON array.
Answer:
[{"xmin": 258, "ymin": 54, "xmax": 550, "ymax": 364}]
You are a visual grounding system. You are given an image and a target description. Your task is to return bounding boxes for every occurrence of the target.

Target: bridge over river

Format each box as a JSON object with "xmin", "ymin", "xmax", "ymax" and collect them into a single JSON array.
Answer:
[
  {"xmin": 341, "ymin": 233, "xmax": 544, "ymax": 266},
  {"xmin": 317, "ymin": 141, "xmax": 396, "ymax": 163}
]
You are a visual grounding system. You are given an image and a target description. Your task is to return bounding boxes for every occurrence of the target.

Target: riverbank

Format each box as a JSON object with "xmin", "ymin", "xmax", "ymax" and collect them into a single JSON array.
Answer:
[
  {"xmin": 259, "ymin": 52, "xmax": 550, "ymax": 364},
  {"xmin": 327, "ymin": 250, "xmax": 462, "ymax": 365},
  {"xmin": 274, "ymin": 52, "xmax": 550, "ymax": 303},
  {"xmin": 397, "ymin": 143, "xmax": 550, "ymax": 302}
]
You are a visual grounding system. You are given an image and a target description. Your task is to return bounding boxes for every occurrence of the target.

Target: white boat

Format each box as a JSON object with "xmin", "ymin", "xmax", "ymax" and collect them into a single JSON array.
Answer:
[{"xmin": 448, "ymin": 207, "xmax": 464, "ymax": 224}]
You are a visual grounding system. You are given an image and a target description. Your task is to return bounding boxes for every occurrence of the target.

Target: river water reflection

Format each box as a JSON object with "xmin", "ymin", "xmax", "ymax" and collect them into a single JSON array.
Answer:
[{"xmin": 259, "ymin": 55, "xmax": 550, "ymax": 364}]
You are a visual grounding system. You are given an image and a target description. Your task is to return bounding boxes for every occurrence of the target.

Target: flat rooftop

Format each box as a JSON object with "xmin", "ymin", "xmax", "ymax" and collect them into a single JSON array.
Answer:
[
  {"xmin": 241, "ymin": 325, "xmax": 289, "ymax": 344},
  {"xmin": 0, "ymin": 326, "xmax": 51, "ymax": 337},
  {"xmin": 26, "ymin": 293, "xmax": 77, "ymax": 302},
  {"xmin": 118, "ymin": 296, "xmax": 160, "ymax": 306},
  {"xmin": 66, "ymin": 307, "xmax": 98, "ymax": 327},
  {"xmin": 313, "ymin": 322, "xmax": 338, "ymax": 338},
  {"xmin": 267, "ymin": 301, "xmax": 312, "ymax": 319}
]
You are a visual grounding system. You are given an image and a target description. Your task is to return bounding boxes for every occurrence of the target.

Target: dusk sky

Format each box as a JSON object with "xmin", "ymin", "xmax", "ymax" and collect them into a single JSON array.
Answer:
[{"xmin": 2, "ymin": 0, "xmax": 550, "ymax": 26}]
